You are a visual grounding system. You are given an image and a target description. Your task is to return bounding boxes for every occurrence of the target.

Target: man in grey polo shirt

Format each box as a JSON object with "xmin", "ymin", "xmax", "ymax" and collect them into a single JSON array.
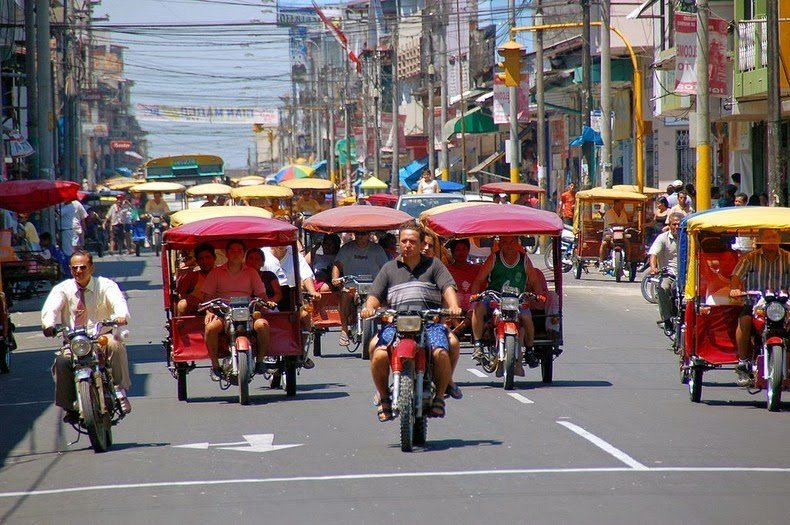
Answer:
[
  {"xmin": 648, "ymin": 212, "xmax": 682, "ymax": 336},
  {"xmin": 360, "ymin": 222, "xmax": 462, "ymax": 422}
]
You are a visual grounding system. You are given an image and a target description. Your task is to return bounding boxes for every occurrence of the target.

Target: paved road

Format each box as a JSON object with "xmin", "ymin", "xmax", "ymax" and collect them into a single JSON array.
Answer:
[{"xmin": 1, "ymin": 252, "xmax": 789, "ymax": 524}]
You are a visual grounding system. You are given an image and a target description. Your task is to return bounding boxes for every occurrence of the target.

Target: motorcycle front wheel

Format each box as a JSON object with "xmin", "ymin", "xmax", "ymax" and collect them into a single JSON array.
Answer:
[
  {"xmin": 237, "ymin": 351, "xmax": 250, "ymax": 405},
  {"xmin": 361, "ymin": 318, "xmax": 375, "ymax": 360},
  {"xmin": 613, "ymin": 250, "xmax": 624, "ymax": 282},
  {"xmin": 78, "ymin": 381, "xmax": 111, "ymax": 453},
  {"xmin": 641, "ymin": 273, "xmax": 658, "ymax": 304},
  {"xmin": 766, "ymin": 346, "xmax": 784, "ymax": 412},
  {"xmin": 503, "ymin": 334, "xmax": 517, "ymax": 390},
  {"xmin": 398, "ymin": 375, "xmax": 415, "ymax": 452}
]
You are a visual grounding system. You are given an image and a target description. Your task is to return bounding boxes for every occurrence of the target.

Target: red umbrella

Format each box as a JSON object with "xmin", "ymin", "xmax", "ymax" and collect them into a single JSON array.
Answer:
[
  {"xmin": 303, "ymin": 206, "xmax": 413, "ymax": 234},
  {"xmin": 0, "ymin": 180, "xmax": 81, "ymax": 214}
]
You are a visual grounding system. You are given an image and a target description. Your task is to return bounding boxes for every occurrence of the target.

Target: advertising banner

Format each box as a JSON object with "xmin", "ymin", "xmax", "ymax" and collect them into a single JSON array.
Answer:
[
  {"xmin": 136, "ymin": 104, "xmax": 279, "ymax": 125},
  {"xmin": 493, "ymin": 73, "xmax": 530, "ymax": 125},
  {"xmin": 674, "ymin": 12, "xmax": 729, "ymax": 97}
]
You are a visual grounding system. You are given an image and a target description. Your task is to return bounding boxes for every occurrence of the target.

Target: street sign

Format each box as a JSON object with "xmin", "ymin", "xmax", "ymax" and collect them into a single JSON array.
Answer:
[
  {"xmin": 173, "ymin": 434, "xmax": 302, "ymax": 453},
  {"xmin": 110, "ymin": 140, "xmax": 133, "ymax": 151},
  {"xmin": 81, "ymin": 89, "xmax": 103, "ymax": 102}
]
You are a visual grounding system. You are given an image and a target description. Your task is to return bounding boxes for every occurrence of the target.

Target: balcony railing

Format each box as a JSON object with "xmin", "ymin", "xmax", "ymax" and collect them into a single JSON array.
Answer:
[{"xmin": 738, "ymin": 19, "xmax": 767, "ymax": 72}]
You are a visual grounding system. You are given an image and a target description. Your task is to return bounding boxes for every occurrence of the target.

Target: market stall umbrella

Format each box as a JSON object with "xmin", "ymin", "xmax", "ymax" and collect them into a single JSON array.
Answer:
[
  {"xmin": 0, "ymin": 180, "xmax": 81, "ymax": 214},
  {"xmin": 480, "ymin": 182, "xmax": 547, "ymax": 195},
  {"xmin": 569, "ymin": 125, "xmax": 603, "ymax": 146},
  {"xmin": 359, "ymin": 176, "xmax": 389, "ymax": 191},
  {"xmin": 303, "ymin": 206, "xmax": 413, "ymax": 234},
  {"xmin": 274, "ymin": 164, "xmax": 315, "ymax": 182}
]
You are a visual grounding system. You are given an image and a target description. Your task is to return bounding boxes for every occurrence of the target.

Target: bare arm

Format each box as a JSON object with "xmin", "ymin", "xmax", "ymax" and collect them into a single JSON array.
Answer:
[{"xmin": 470, "ymin": 255, "xmax": 495, "ymax": 294}]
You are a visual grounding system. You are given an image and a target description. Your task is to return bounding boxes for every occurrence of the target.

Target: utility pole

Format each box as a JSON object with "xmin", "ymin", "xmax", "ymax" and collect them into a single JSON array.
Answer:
[
  {"xmin": 438, "ymin": 0, "xmax": 449, "ymax": 181},
  {"xmin": 36, "ymin": 0, "xmax": 54, "ymax": 182},
  {"xmin": 84, "ymin": 0, "xmax": 96, "ymax": 189},
  {"xmin": 695, "ymin": 0, "xmax": 711, "ymax": 210},
  {"xmin": 766, "ymin": 0, "xmax": 783, "ymax": 206},
  {"xmin": 535, "ymin": 1, "xmax": 546, "ymax": 204},
  {"xmin": 24, "ymin": 0, "xmax": 37, "ymax": 178},
  {"xmin": 343, "ymin": 57, "xmax": 352, "ymax": 191},
  {"xmin": 391, "ymin": 2, "xmax": 400, "ymax": 193},
  {"xmin": 599, "ymin": 0, "xmax": 612, "ymax": 188},
  {"xmin": 426, "ymin": 28, "xmax": 436, "ymax": 177},
  {"xmin": 508, "ymin": 0, "xmax": 519, "ymax": 185},
  {"xmin": 373, "ymin": 52, "xmax": 382, "ymax": 180},
  {"xmin": 581, "ymin": 0, "xmax": 593, "ymax": 187}
]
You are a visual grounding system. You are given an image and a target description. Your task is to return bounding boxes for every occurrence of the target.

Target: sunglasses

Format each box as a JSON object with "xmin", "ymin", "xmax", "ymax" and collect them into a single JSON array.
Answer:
[{"xmin": 70, "ymin": 264, "xmax": 90, "ymax": 271}]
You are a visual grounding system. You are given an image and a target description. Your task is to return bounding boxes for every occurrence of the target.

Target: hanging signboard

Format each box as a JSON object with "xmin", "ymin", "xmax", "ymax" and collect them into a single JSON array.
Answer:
[
  {"xmin": 136, "ymin": 104, "xmax": 279, "ymax": 125},
  {"xmin": 674, "ymin": 12, "xmax": 729, "ymax": 97},
  {"xmin": 493, "ymin": 73, "xmax": 530, "ymax": 125}
]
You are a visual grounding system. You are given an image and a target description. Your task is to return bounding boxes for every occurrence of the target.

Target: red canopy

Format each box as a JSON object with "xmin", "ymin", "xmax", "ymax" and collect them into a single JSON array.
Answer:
[
  {"xmin": 479, "ymin": 182, "xmax": 546, "ymax": 195},
  {"xmin": 366, "ymin": 193, "xmax": 398, "ymax": 208},
  {"xmin": 163, "ymin": 216, "xmax": 298, "ymax": 250},
  {"xmin": 0, "ymin": 180, "xmax": 81, "ymax": 214},
  {"xmin": 422, "ymin": 203, "xmax": 563, "ymax": 237},
  {"xmin": 303, "ymin": 205, "xmax": 413, "ymax": 233}
]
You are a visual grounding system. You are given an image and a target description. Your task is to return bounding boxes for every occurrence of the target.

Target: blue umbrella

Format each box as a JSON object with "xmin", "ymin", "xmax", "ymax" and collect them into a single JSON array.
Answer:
[
  {"xmin": 115, "ymin": 167, "xmax": 133, "ymax": 176},
  {"xmin": 569, "ymin": 125, "xmax": 603, "ymax": 146}
]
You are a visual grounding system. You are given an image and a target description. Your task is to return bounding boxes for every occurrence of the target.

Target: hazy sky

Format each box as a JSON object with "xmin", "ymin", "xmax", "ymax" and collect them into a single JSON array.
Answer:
[{"xmin": 97, "ymin": 0, "xmax": 531, "ymax": 169}]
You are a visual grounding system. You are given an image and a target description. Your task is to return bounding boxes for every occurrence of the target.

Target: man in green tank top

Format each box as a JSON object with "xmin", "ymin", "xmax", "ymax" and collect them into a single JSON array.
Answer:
[{"xmin": 470, "ymin": 236, "xmax": 545, "ymax": 374}]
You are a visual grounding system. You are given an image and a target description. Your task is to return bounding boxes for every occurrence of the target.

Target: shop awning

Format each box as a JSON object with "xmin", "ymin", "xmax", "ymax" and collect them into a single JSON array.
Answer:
[
  {"xmin": 442, "ymin": 107, "xmax": 498, "ymax": 141},
  {"xmin": 626, "ymin": 0, "xmax": 658, "ymax": 20},
  {"xmin": 469, "ymin": 151, "xmax": 505, "ymax": 175}
]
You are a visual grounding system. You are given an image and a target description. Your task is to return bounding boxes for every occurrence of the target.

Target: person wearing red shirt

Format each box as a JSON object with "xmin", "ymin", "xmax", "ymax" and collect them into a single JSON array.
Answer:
[{"xmin": 558, "ymin": 182, "xmax": 577, "ymax": 225}]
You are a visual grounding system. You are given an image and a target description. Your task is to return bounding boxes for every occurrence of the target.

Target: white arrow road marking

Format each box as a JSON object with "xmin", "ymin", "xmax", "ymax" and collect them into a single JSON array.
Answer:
[
  {"xmin": 507, "ymin": 393, "xmax": 534, "ymax": 404},
  {"xmin": 557, "ymin": 421, "xmax": 648, "ymax": 470},
  {"xmin": 174, "ymin": 434, "xmax": 302, "ymax": 453},
  {"xmin": 467, "ymin": 368, "xmax": 488, "ymax": 378}
]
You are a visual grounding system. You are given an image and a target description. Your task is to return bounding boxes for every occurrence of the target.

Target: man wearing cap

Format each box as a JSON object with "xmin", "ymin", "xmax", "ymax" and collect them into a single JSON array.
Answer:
[{"xmin": 666, "ymin": 180, "xmax": 685, "ymax": 207}]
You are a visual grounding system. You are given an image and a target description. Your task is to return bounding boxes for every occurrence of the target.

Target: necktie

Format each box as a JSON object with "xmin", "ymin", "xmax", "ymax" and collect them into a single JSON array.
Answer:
[{"xmin": 75, "ymin": 283, "xmax": 87, "ymax": 328}]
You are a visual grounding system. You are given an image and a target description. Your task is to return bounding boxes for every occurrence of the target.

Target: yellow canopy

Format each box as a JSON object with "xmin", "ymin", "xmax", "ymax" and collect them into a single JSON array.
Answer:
[
  {"xmin": 575, "ymin": 188, "xmax": 649, "ymax": 202},
  {"xmin": 234, "ymin": 175, "xmax": 266, "ymax": 187},
  {"xmin": 280, "ymin": 178, "xmax": 335, "ymax": 192},
  {"xmin": 131, "ymin": 182, "xmax": 187, "ymax": 194},
  {"xmin": 612, "ymin": 184, "xmax": 663, "ymax": 196},
  {"xmin": 185, "ymin": 183, "xmax": 232, "ymax": 197},
  {"xmin": 685, "ymin": 207, "xmax": 790, "ymax": 233},
  {"xmin": 105, "ymin": 179, "xmax": 145, "ymax": 191},
  {"xmin": 169, "ymin": 206, "xmax": 273, "ymax": 228},
  {"xmin": 231, "ymin": 185, "xmax": 294, "ymax": 200}
]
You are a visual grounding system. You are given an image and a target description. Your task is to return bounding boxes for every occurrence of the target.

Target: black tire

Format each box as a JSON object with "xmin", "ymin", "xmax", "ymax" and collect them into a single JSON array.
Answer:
[
  {"xmin": 481, "ymin": 343, "xmax": 497, "ymax": 374},
  {"xmin": 414, "ymin": 416, "xmax": 428, "ymax": 446},
  {"xmin": 177, "ymin": 366, "xmax": 188, "ymax": 401},
  {"xmin": 767, "ymin": 346, "xmax": 784, "ymax": 412},
  {"xmin": 503, "ymin": 334, "xmax": 517, "ymax": 390},
  {"xmin": 79, "ymin": 381, "xmax": 110, "ymax": 453},
  {"xmin": 680, "ymin": 359, "xmax": 690, "ymax": 384},
  {"xmin": 525, "ymin": 235, "xmax": 539, "ymax": 254},
  {"xmin": 313, "ymin": 331, "xmax": 322, "ymax": 357},
  {"xmin": 574, "ymin": 258, "xmax": 583, "ymax": 280},
  {"xmin": 270, "ymin": 371, "xmax": 282, "ymax": 390},
  {"xmin": 689, "ymin": 366, "xmax": 703, "ymax": 403},
  {"xmin": 361, "ymin": 319, "xmax": 374, "ymax": 361},
  {"xmin": 238, "ymin": 353, "xmax": 250, "ymax": 405},
  {"xmin": 541, "ymin": 347, "xmax": 554, "ymax": 384},
  {"xmin": 614, "ymin": 251, "xmax": 624, "ymax": 282},
  {"xmin": 398, "ymin": 375, "xmax": 414, "ymax": 452},
  {"xmin": 97, "ymin": 245, "xmax": 103, "ymax": 258},
  {"xmin": 641, "ymin": 274, "xmax": 658, "ymax": 304},
  {"xmin": 285, "ymin": 358, "xmax": 297, "ymax": 397},
  {"xmin": 0, "ymin": 341, "xmax": 9, "ymax": 374},
  {"xmin": 135, "ymin": 242, "xmax": 141, "ymax": 257},
  {"xmin": 629, "ymin": 261, "xmax": 638, "ymax": 282},
  {"xmin": 543, "ymin": 244, "xmax": 554, "ymax": 270}
]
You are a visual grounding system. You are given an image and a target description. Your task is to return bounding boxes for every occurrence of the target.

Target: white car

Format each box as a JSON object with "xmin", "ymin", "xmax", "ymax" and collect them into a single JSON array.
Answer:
[{"xmin": 395, "ymin": 192, "xmax": 492, "ymax": 218}]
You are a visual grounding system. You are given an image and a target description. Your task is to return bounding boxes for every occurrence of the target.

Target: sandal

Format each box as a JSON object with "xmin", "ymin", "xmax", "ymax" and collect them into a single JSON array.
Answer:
[
  {"xmin": 429, "ymin": 396, "xmax": 446, "ymax": 418},
  {"xmin": 445, "ymin": 382, "xmax": 463, "ymax": 400},
  {"xmin": 338, "ymin": 333, "xmax": 350, "ymax": 347},
  {"xmin": 376, "ymin": 396, "xmax": 393, "ymax": 422}
]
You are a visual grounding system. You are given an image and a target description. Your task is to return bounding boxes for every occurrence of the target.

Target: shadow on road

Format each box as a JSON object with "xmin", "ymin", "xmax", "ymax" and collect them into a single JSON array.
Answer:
[{"xmin": 388, "ymin": 438, "xmax": 503, "ymax": 452}]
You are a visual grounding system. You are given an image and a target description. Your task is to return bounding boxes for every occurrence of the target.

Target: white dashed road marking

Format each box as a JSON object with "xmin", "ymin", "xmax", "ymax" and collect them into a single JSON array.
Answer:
[
  {"xmin": 507, "ymin": 393, "xmax": 534, "ymax": 404},
  {"xmin": 557, "ymin": 420, "xmax": 648, "ymax": 470},
  {"xmin": 466, "ymin": 368, "xmax": 488, "ymax": 378}
]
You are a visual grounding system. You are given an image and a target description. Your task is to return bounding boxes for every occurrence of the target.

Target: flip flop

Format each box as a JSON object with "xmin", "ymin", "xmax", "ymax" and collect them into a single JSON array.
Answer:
[
  {"xmin": 445, "ymin": 382, "xmax": 463, "ymax": 400},
  {"xmin": 338, "ymin": 334, "xmax": 350, "ymax": 347},
  {"xmin": 429, "ymin": 396, "xmax": 446, "ymax": 418},
  {"xmin": 376, "ymin": 397, "xmax": 394, "ymax": 422}
]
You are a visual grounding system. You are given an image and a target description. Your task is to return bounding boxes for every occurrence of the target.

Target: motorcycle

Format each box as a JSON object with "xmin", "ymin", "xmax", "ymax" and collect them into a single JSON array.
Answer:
[
  {"xmin": 148, "ymin": 214, "xmax": 167, "ymax": 256},
  {"xmin": 747, "ymin": 290, "xmax": 790, "ymax": 411},
  {"xmin": 55, "ymin": 320, "xmax": 127, "ymax": 453},
  {"xmin": 198, "ymin": 296, "xmax": 272, "ymax": 405},
  {"xmin": 471, "ymin": 289, "xmax": 539, "ymax": 390},
  {"xmin": 340, "ymin": 274, "xmax": 377, "ymax": 359},
  {"xmin": 543, "ymin": 224, "xmax": 575, "ymax": 273},
  {"xmin": 601, "ymin": 226, "xmax": 637, "ymax": 282},
  {"xmin": 374, "ymin": 308, "xmax": 452, "ymax": 452}
]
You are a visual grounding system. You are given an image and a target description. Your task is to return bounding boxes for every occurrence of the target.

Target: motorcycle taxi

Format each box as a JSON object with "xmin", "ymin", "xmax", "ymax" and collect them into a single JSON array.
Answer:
[
  {"xmin": 230, "ymin": 184, "xmax": 294, "ymax": 219},
  {"xmin": 420, "ymin": 202, "xmax": 565, "ymax": 386},
  {"xmin": 480, "ymin": 182, "xmax": 546, "ymax": 254},
  {"xmin": 301, "ymin": 205, "xmax": 413, "ymax": 359},
  {"xmin": 161, "ymin": 214, "xmax": 306, "ymax": 404},
  {"xmin": 677, "ymin": 207, "xmax": 790, "ymax": 411},
  {"xmin": 130, "ymin": 182, "xmax": 187, "ymax": 256},
  {"xmin": 572, "ymin": 187, "xmax": 648, "ymax": 282},
  {"xmin": 185, "ymin": 183, "xmax": 233, "ymax": 208}
]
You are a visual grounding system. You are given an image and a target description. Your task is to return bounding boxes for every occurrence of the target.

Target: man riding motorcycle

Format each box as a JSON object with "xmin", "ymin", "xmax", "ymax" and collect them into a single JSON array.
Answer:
[
  {"xmin": 470, "ymin": 235, "xmax": 545, "ymax": 375},
  {"xmin": 41, "ymin": 250, "xmax": 131, "ymax": 424},
  {"xmin": 598, "ymin": 199, "xmax": 633, "ymax": 263},
  {"xmin": 729, "ymin": 229, "xmax": 790, "ymax": 386},
  {"xmin": 648, "ymin": 213, "xmax": 682, "ymax": 336},
  {"xmin": 360, "ymin": 223, "xmax": 462, "ymax": 421}
]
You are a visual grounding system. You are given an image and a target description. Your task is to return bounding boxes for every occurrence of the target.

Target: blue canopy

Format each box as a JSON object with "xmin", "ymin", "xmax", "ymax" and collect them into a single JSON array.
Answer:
[
  {"xmin": 409, "ymin": 179, "xmax": 464, "ymax": 192},
  {"xmin": 114, "ymin": 167, "xmax": 133, "ymax": 176},
  {"xmin": 398, "ymin": 157, "xmax": 429, "ymax": 189},
  {"xmin": 312, "ymin": 160, "xmax": 328, "ymax": 178},
  {"xmin": 569, "ymin": 126, "xmax": 603, "ymax": 146}
]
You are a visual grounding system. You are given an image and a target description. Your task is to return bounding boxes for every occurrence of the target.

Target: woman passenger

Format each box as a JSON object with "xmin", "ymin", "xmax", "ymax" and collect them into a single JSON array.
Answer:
[{"xmin": 245, "ymin": 248, "xmax": 283, "ymax": 305}]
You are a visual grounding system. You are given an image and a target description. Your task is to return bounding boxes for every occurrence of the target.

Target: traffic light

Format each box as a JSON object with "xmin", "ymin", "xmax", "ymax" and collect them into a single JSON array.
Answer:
[{"xmin": 497, "ymin": 40, "xmax": 523, "ymax": 88}]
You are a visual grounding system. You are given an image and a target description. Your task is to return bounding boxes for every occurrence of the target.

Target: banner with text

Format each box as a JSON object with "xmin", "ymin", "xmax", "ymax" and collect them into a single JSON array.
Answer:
[
  {"xmin": 674, "ymin": 12, "xmax": 729, "ymax": 97},
  {"xmin": 492, "ymin": 73, "xmax": 530, "ymax": 125},
  {"xmin": 136, "ymin": 104, "xmax": 280, "ymax": 125}
]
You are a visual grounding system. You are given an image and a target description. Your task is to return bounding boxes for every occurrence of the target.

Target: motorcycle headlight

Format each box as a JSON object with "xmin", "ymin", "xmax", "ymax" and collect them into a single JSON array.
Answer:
[
  {"xmin": 231, "ymin": 307, "xmax": 250, "ymax": 322},
  {"xmin": 766, "ymin": 301, "xmax": 786, "ymax": 323},
  {"xmin": 70, "ymin": 335, "xmax": 92, "ymax": 357},
  {"xmin": 501, "ymin": 297, "xmax": 520, "ymax": 311},
  {"xmin": 396, "ymin": 315, "xmax": 422, "ymax": 333}
]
